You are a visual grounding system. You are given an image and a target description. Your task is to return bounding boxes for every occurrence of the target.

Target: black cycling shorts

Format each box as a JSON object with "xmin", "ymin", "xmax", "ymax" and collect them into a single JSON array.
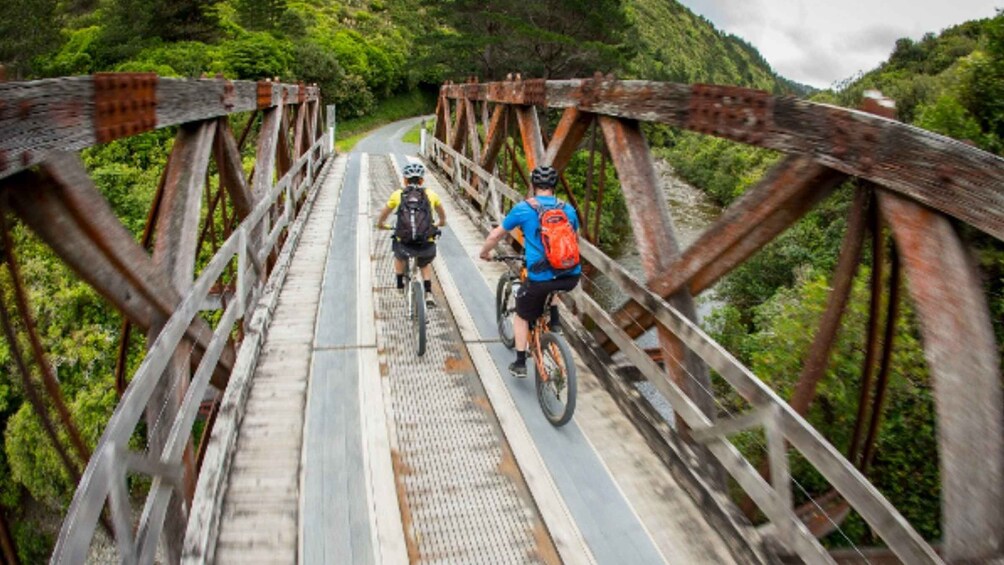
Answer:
[
  {"xmin": 393, "ymin": 240, "xmax": 437, "ymax": 268},
  {"xmin": 515, "ymin": 275, "xmax": 580, "ymax": 322}
]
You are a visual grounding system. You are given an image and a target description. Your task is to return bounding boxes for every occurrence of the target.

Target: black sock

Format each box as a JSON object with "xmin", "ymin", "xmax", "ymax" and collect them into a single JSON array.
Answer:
[
  {"xmin": 549, "ymin": 305, "xmax": 560, "ymax": 327},
  {"xmin": 424, "ymin": 280, "xmax": 432, "ymax": 293},
  {"xmin": 516, "ymin": 350, "xmax": 527, "ymax": 364},
  {"xmin": 396, "ymin": 274, "xmax": 405, "ymax": 289}
]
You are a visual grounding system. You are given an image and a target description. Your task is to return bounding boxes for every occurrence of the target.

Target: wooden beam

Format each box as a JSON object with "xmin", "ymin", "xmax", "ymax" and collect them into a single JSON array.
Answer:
[
  {"xmin": 0, "ymin": 77, "xmax": 318, "ymax": 181},
  {"xmin": 598, "ymin": 116, "xmax": 718, "ymax": 450},
  {"xmin": 435, "ymin": 95, "xmax": 450, "ymax": 144},
  {"xmin": 515, "ymin": 106, "xmax": 545, "ymax": 171},
  {"xmin": 213, "ymin": 119, "xmax": 254, "ymax": 220},
  {"xmin": 880, "ymin": 190, "xmax": 1004, "ymax": 561},
  {"xmin": 601, "ymin": 156, "xmax": 845, "ymax": 352},
  {"xmin": 479, "ymin": 105, "xmax": 508, "ymax": 172},
  {"xmin": 788, "ymin": 188, "xmax": 870, "ymax": 414},
  {"xmin": 148, "ymin": 120, "xmax": 217, "ymax": 561},
  {"xmin": 275, "ymin": 107, "xmax": 293, "ymax": 181},
  {"xmin": 450, "ymin": 96, "xmax": 468, "ymax": 153},
  {"xmin": 544, "ymin": 108, "xmax": 593, "ymax": 172},
  {"xmin": 464, "ymin": 98, "xmax": 481, "ymax": 161}
]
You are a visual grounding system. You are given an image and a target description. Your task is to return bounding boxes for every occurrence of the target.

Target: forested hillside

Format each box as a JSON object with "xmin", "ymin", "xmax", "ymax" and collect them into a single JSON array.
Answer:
[
  {"xmin": 5, "ymin": 0, "xmax": 997, "ymax": 558},
  {"xmin": 0, "ymin": 0, "xmax": 799, "ymax": 560},
  {"xmin": 625, "ymin": 0, "xmax": 806, "ymax": 93}
]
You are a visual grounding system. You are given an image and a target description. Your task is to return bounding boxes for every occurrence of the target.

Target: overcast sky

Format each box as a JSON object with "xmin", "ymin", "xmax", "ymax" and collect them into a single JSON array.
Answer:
[{"xmin": 676, "ymin": 0, "xmax": 1002, "ymax": 89}]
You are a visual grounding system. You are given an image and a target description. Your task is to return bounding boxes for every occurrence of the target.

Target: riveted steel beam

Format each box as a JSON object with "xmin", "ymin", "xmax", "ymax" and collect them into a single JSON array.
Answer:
[{"xmin": 442, "ymin": 77, "xmax": 1004, "ymax": 241}]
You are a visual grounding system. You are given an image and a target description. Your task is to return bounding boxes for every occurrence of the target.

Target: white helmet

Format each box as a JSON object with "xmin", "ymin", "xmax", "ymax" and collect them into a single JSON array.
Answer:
[{"xmin": 402, "ymin": 163, "xmax": 425, "ymax": 180}]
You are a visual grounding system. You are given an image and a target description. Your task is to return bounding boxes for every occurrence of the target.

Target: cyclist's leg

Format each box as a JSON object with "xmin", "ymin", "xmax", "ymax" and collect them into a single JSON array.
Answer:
[
  {"xmin": 415, "ymin": 244, "xmax": 436, "ymax": 305},
  {"xmin": 391, "ymin": 241, "xmax": 408, "ymax": 289},
  {"xmin": 546, "ymin": 275, "xmax": 580, "ymax": 331}
]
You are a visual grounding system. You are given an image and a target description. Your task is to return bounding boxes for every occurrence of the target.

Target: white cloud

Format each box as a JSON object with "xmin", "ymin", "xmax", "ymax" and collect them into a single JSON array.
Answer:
[{"xmin": 676, "ymin": 0, "xmax": 1001, "ymax": 88}]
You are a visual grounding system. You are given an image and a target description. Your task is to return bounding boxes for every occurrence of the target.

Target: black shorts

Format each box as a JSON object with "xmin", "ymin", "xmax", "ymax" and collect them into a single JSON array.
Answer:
[
  {"xmin": 515, "ymin": 275, "xmax": 580, "ymax": 322},
  {"xmin": 393, "ymin": 240, "xmax": 437, "ymax": 268}
]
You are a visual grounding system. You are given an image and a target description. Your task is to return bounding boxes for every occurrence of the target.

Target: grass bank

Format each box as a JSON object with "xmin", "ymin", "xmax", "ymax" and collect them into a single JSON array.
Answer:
[{"xmin": 335, "ymin": 89, "xmax": 436, "ymax": 152}]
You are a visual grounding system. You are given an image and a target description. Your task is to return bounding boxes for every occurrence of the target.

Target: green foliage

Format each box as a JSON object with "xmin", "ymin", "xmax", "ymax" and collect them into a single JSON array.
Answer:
[
  {"xmin": 625, "ymin": 0, "xmax": 795, "ymax": 93},
  {"xmin": 0, "ymin": 0, "xmax": 60, "ymax": 78},
  {"xmin": 419, "ymin": 0, "xmax": 631, "ymax": 80},
  {"xmin": 222, "ymin": 32, "xmax": 294, "ymax": 80},
  {"xmin": 236, "ymin": 0, "xmax": 288, "ymax": 31},
  {"xmin": 116, "ymin": 42, "xmax": 218, "ymax": 77},
  {"xmin": 5, "ymin": 405, "xmax": 74, "ymax": 506},
  {"xmin": 335, "ymin": 89, "xmax": 436, "ymax": 151},
  {"xmin": 915, "ymin": 94, "xmax": 986, "ymax": 143},
  {"xmin": 35, "ymin": 25, "xmax": 102, "ymax": 77},
  {"xmin": 711, "ymin": 265, "xmax": 940, "ymax": 542},
  {"xmin": 13, "ymin": 518, "xmax": 53, "ymax": 564},
  {"xmin": 652, "ymin": 132, "xmax": 780, "ymax": 207}
]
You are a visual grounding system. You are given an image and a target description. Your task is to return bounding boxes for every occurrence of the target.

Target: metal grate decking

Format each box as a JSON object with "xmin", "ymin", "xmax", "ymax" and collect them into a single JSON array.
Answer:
[{"xmin": 369, "ymin": 155, "xmax": 557, "ymax": 564}]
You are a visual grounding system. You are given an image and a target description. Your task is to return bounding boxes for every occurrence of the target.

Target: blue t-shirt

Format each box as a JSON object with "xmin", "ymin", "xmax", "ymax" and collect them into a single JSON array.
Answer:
[{"xmin": 502, "ymin": 196, "xmax": 582, "ymax": 281}]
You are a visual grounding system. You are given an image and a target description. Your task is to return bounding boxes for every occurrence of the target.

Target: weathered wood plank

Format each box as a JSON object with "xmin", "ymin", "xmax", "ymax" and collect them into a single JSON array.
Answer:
[
  {"xmin": 515, "ymin": 105, "xmax": 545, "ymax": 171},
  {"xmin": 879, "ymin": 190, "xmax": 1004, "ymax": 561},
  {"xmin": 544, "ymin": 107, "xmax": 593, "ymax": 171},
  {"xmin": 0, "ymin": 77, "xmax": 318, "ymax": 181}
]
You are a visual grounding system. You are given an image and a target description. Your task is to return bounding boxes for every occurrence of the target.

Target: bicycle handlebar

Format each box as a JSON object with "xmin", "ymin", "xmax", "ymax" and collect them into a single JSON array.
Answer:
[{"xmin": 492, "ymin": 255, "xmax": 524, "ymax": 263}]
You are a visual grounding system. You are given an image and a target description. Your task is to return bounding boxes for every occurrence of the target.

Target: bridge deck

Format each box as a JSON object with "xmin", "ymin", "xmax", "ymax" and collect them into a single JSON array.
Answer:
[{"xmin": 213, "ymin": 123, "xmax": 741, "ymax": 564}]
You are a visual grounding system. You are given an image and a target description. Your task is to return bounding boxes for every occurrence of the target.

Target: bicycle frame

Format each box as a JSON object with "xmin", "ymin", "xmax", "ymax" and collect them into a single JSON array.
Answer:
[{"xmin": 499, "ymin": 258, "xmax": 563, "ymax": 381}]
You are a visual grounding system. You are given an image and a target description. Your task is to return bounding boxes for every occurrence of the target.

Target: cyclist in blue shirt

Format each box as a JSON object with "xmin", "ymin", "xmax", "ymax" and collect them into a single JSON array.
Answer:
[{"xmin": 479, "ymin": 165, "xmax": 581, "ymax": 378}]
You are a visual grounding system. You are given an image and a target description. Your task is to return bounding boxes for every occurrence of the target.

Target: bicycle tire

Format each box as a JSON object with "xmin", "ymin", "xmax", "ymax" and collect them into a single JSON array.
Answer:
[
  {"xmin": 535, "ymin": 332, "xmax": 577, "ymax": 427},
  {"xmin": 496, "ymin": 274, "xmax": 516, "ymax": 349},
  {"xmin": 412, "ymin": 281, "xmax": 426, "ymax": 356}
]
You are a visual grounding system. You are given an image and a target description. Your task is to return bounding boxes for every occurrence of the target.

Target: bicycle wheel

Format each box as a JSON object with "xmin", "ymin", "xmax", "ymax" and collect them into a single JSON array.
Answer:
[
  {"xmin": 535, "ymin": 332, "xmax": 577, "ymax": 427},
  {"xmin": 496, "ymin": 275, "xmax": 517, "ymax": 349},
  {"xmin": 412, "ymin": 280, "xmax": 426, "ymax": 356}
]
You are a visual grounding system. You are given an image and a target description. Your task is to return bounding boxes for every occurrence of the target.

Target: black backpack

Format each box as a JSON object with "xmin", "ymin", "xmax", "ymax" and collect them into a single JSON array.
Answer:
[{"xmin": 395, "ymin": 184, "xmax": 434, "ymax": 244}]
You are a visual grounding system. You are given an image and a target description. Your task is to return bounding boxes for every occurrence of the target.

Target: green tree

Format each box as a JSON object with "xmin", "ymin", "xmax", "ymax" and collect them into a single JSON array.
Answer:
[
  {"xmin": 235, "ymin": 0, "xmax": 287, "ymax": 32},
  {"xmin": 419, "ymin": 0, "xmax": 630, "ymax": 80},
  {"xmin": 0, "ymin": 0, "xmax": 60, "ymax": 78}
]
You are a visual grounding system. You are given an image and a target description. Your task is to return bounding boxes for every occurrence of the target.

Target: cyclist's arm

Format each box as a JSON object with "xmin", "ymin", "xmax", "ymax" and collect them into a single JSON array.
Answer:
[
  {"xmin": 435, "ymin": 203, "xmax": 447, "ymax": 227},
  {"xmin": 376, "ymin": 205, "xmax": 393, "ymax": 228},
  {"xmin": 479, "ymin": 225, "xmax": 508, "ymax": 260}
]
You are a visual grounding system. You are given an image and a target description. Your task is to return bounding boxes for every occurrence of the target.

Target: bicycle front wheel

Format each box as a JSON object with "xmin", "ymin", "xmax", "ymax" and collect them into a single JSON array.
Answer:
[
  {"xmin": 412, "ymin": 281, "xmax": 426, "ymax": 356},
  {"xmin": 535, "ymin": 332, "xmax": 577, "ymax": 427},
  {"xmin": 496, "ymin": 275, "xmax": 517, "ymax": 349}
]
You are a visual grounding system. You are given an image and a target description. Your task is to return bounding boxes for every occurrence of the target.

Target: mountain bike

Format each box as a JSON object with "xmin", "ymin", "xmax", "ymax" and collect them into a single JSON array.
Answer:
[
  {"xmin": 380, "ymin": 226, "xmax": 440, "ymax": 356},
  {"xmin": 494, "ymin": 255, "xmax": 577, "ymax": 427}
]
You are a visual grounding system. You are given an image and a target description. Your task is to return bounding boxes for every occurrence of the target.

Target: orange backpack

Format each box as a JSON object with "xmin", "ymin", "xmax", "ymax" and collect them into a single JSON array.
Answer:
[{"xmin": 528, "ymin": 198, "xmax": 580, "ymax": 272}]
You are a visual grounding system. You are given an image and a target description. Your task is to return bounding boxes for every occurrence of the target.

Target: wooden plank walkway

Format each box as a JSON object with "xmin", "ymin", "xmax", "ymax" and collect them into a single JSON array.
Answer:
[
  {"xmin": 205, "ymin": 140, "xmax": 746, "ymax": 564},
  {"xmin": 213, "ymin": 155, "xmax": 348, "ymax": 564}
]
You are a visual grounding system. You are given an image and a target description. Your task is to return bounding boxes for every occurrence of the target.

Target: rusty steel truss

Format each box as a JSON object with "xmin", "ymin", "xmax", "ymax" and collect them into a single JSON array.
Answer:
[
  {"xmin": 0, "ymin": 74, "xmax": 328, "ymax": 563},
  {"xmin": 432, "ymin": 75, "xmax": 1004, "ymax": 563}
]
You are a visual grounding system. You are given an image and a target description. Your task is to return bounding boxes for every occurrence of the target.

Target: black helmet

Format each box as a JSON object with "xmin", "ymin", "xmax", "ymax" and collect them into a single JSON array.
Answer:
[{"xmin": 530, "ymin": 165, "xmax": 558, "ymax": 188}]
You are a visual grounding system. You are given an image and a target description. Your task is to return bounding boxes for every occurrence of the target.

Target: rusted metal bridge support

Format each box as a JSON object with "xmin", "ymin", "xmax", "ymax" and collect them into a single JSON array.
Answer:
[
  {"xmin": 597, "ymin": 117, "xmax": 718, "ymax": 453},
  {"xmin": 434, "ymin": 75, "xmax": 1004, "ymax": 562},
  {"xmin": 0, "ymin": 74, "xmax": 326, "ymax": 562}
]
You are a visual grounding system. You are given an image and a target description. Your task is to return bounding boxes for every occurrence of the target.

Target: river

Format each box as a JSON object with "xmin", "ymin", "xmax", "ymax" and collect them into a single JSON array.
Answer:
[{"xmin": 590, "ymin": 158, "xmax": 721, "ymax": 323}]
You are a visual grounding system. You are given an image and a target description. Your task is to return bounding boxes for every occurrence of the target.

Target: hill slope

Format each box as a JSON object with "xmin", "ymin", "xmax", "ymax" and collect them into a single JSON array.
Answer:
[{"xmin": 625, "ymin": 0, "xmax": 806, "ymax": 93}]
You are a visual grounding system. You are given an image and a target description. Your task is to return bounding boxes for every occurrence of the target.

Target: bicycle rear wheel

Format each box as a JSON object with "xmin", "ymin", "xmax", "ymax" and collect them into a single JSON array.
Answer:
[
  {"xmin": 496, "ymin": 274, "xmax": 518, "ymax": 349},
  {"xmin": 535, "ymin": 332, "xmax": 577, "ymax": 427},
  {"xmin": 411, "ymin": 280, "xmax": 426, "ymax": 356}
]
